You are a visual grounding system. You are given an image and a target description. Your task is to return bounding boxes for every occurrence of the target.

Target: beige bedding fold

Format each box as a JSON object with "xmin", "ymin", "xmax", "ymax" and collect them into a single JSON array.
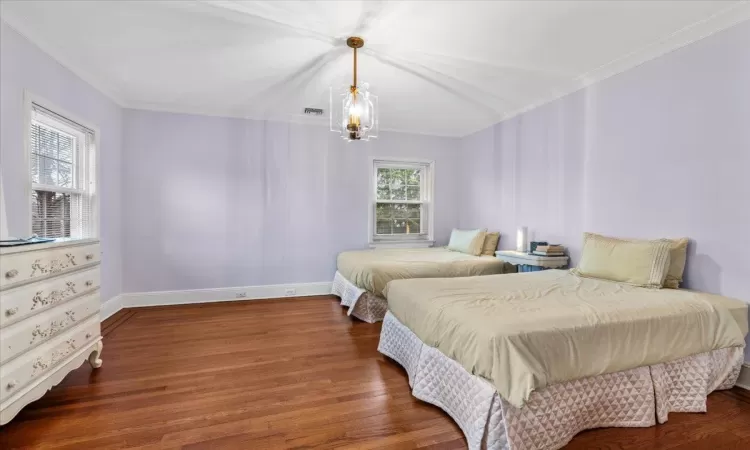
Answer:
[
  {"xmin": 336, "ymin": 247, "xmax": 508, "ymax": 296},
  {"xmin": 384, "ymin": 270, "xmax": 748, "ymax": 408}
]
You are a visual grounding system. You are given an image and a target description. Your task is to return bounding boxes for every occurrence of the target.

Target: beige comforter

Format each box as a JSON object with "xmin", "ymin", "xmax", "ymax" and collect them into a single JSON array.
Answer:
[
  {"xmin": 384, "ymin": 270, "xmax": 748, "ymax": 408},
  {"xmin": 337, "ymin": 247, "xmax": 508, "ymax": 296}
]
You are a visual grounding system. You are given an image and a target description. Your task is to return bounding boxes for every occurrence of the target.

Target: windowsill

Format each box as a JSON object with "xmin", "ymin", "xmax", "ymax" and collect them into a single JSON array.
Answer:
[{"xmin": 369, "ymin": 240, "xmax": 435, "ymax": 249}]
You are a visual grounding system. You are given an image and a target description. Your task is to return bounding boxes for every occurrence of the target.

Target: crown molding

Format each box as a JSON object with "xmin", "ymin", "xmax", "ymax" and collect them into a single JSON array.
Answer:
[
  {"xmin": 459, "ymin": 3, "xmax": 750, "ymax": 137},
  {"xmin": 0, "ymin": 17, "xmax": 127, "ymax": 107}
]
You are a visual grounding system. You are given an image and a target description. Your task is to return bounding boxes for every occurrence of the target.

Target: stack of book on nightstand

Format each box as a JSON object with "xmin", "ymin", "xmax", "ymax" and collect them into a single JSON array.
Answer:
[{"xmin": 532, "ymin": 244, "xmax": 566, "ymax": 256}]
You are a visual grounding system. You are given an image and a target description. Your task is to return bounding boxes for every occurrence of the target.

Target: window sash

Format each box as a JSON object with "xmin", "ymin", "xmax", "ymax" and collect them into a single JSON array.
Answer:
[
  {"xmin": 371, "ymin": 160, "xmax": 432, "ymax": 242},
  {"xmin": 374, "ymin": 203, "xmax": 427, "ymax": 237}
]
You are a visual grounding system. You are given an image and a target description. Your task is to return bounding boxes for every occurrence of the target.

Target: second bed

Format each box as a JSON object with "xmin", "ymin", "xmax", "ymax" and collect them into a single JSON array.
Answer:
[{"xmin": 332, "ymin": 247, "xmax": 512, "ymax": 322}]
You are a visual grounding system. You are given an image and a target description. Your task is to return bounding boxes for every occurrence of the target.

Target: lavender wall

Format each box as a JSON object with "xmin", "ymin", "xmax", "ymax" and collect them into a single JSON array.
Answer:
[
  {"xmin": 0, "ymin": 21, "xmax": 123, "ymax": 302},
  {"xmin": 121, "ymin": 110, "xmax": 462, "ymax": 293},
  {"xmin": 459, "ymin": 21, "xmax": 750, "ymax": 360}
]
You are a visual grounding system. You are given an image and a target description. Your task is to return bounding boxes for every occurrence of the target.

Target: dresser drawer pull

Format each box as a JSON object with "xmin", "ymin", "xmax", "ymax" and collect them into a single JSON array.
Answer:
[
  {"xmin": 6, "ymin": 380, "xmax": 17, "ymax": 391},
  {"xmin": 86, "ymin": 333, "xmax": 92, "ymax": 339},
  {"xmin": 85, "ymin": 280, "xmax": 94, "ymax": 287},
  {"xmin": 5, "ymin": 269, "xmax": 18, "ymax": 279},
  {"xmin": 5, "ymin": 307, "xmax": 19, "ymax": 317},
  {"xmin": 85, "ymin": 254, "xmax": 95, "ymax": 261}
]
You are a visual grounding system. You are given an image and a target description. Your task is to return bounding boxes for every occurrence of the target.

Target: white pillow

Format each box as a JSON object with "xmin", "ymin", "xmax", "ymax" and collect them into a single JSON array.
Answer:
[{"xmin": 448, "ymin": 228, "xmax": 486, "ymax": 256}]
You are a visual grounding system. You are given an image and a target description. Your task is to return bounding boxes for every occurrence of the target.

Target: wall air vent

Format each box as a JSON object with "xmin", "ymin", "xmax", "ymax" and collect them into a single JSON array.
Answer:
[{"xmin": 304, "ymin": 107, "xmax": 324, "ymax": 116}]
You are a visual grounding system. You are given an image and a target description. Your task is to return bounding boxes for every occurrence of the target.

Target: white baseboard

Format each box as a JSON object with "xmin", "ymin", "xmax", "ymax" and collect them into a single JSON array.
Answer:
[
  {"xmin": 120, "ymin": 281, "xmax": 333, "ymax": 309},
  {"xmin": 99, "ymin": 282, "xmax": 332, "ymax": 322},
  {"xmin": 737, "ymin": 364, "xmax": 750, "ymax": 391},
  {"xmin": 100, "ymin": 294, "xmax": 124, "ymax": 321}
]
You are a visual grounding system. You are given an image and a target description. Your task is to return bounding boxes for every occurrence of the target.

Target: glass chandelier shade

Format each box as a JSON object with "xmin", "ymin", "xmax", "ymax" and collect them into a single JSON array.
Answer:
[{"xmin": 330, "ymin": 37, "xmax": 378, "ymax": 141}]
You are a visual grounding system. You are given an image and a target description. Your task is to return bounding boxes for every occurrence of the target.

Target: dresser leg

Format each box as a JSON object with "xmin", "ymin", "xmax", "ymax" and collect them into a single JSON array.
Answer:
[{"xmin": 88, "ymin": 341, "xmax": 103, "ymax": 369}]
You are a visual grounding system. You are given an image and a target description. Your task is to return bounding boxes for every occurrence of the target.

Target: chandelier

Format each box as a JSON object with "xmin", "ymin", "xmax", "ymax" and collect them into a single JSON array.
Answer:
[{"xmin": 330, "ymin": 37, "xmax": 378, "ymax": 141}]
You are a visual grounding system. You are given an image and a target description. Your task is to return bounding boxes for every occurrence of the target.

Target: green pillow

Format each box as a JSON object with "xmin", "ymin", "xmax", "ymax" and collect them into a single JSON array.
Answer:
[{"xmin": 448, "ymin": 228, "xmax": 486, "ymax": 256}]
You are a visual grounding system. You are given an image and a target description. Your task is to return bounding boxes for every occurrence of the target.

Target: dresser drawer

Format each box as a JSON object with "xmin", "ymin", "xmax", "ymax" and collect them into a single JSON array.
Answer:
[
  {"xmin": 0, "ymin": 267, "xmax": 100, "ymax": 329},
  {"xmin": 0, "ymin": 291, "xmax": 100, "ymax": 365},
  {"xmin": 0, "ymin": 242, "xmax": 100, "ymax": 290},
  {"xmin": 0, "ymin": 315, "xmax": 100, "ymax": 403}
]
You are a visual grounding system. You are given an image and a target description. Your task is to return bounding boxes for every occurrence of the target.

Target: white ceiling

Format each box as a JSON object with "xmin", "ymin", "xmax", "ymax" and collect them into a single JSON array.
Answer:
[{"xmin": 2, "ymin": 1, "xmax": 749, "ymax": 137}]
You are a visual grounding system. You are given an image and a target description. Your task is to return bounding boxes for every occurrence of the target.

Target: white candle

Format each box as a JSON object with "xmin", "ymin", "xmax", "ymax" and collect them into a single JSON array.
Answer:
[{"xmin": 516, "ymin": 226, "xmax": 527, "ymax": 252}]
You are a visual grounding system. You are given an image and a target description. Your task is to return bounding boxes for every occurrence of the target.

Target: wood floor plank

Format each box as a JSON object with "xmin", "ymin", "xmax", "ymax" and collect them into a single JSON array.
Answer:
[{"xmin": 1, "ymin": 295, "xmax": 748, "ymax": 449}]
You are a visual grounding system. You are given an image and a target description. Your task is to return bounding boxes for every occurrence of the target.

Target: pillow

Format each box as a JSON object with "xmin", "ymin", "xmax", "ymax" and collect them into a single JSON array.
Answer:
[
  {"xmin": 481, "ymin": 232, "xmax": 500, "ymax": 256},
  {"xmin": 572, "ymin": 232, "xmax": 672, "ymax": 288},
  {"xmin": 448, "ymin": 228, "xmax": 486, "ymax": 256},
  {"xmin": 664, "ymin": 238, "xmax": 689, "ymax": 289}
]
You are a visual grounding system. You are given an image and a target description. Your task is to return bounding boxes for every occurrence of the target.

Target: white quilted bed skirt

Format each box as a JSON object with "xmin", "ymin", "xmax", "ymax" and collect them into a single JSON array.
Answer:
[
  {"xmin": 378, "ymin": 311, "xmax": 744, "ymax": 450},
  {"xmin": 331, "ymin": 271, "xmax": 388, "ymax": 323}
]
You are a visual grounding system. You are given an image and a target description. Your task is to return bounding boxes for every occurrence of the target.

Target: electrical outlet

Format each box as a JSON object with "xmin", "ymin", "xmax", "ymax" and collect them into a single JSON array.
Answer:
[
  {"xmin": 284, "ymin": 288, "xmax": 296, "ymax": 296},
  {"xmin": 236, "ymin": 292, "xmax": 247, "ymax": 298}
]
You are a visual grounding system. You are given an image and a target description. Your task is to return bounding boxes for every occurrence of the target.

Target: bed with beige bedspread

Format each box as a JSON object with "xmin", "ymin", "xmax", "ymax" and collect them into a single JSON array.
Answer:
[
  {"xmin": 332, "ymin": 247, "xmax": 510, "ymax": 322},
  {"xmin": 384, "ymin": 269, "xmax": 748, "ymax": 408}
]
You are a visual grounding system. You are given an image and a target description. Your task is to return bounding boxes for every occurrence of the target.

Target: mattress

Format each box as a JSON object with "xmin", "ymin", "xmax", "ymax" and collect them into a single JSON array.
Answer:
[
  {"xmin": 336, "ymin": 247, "xmax": 508, "ymax": 296},
  {"xmin": 384, "ymin": 270, "xmax": 748, "ymax": 408},
  {"xmin": 378, "ymin": 311, "xmax": 744, "ymax": 450}
]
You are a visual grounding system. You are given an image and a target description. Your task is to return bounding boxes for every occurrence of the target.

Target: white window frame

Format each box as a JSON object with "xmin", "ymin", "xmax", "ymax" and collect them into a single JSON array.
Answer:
[
  {"xmin": 23, "ymin": 91, "xmax": 100, "ymax": 239},
  {"xmin": 369, "ymin": 157, "xmax": 435, "ymax": 248}
]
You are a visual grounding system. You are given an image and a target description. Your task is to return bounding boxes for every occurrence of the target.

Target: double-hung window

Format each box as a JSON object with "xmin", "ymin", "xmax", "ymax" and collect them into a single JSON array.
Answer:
[
  {"xmin": 371, "ymin": 159, "xmax": 434, "ymax": 247},
  {"xmin": 28, "ymin": 102, "xmax": 97, "ymax": 239}
]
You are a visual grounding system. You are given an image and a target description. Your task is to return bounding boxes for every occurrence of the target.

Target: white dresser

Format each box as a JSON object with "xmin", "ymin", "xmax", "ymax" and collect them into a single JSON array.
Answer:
[{"xmin": 0, "ymin": 238, "xmax": 103, "ymax": 425}]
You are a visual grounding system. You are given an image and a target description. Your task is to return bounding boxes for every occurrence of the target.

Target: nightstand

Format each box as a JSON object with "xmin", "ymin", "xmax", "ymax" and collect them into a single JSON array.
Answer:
[{"xmin": 495, "ymin": 250, "xmax": 569, "ymax": 272}]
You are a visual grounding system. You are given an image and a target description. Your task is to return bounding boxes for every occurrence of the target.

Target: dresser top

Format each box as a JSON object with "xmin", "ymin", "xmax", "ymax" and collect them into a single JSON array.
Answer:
[{"xmin": 0, "ymin": 238, "xmax": 99, "ymax": 255}]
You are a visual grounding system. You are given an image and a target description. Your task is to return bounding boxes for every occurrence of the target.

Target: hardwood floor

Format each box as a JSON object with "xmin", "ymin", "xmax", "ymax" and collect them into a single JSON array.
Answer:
[{"xmin": 1, "ymin": 295, "xmax": 748, "ymax": 449}]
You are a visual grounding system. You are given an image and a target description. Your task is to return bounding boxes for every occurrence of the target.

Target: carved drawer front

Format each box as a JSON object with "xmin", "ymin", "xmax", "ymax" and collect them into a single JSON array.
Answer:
[
  {"xmin": 0, "ymin": 315, "xmax": 100, "ymax": 403},
  {"xmin": 0, "ymin": 242, "xmax": 100, "ymax": 290},
  {"xmin": 0, "ymin": 291, "xmax": 100, "ymax": 365},
  {"xmin": 0, "ymin": 267, "xmax": 100, "ymax": 329}
]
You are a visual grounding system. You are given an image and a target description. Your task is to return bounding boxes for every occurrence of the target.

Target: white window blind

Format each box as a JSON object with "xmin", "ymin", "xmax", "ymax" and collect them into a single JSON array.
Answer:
[
  {"xmin": 371, "ymin": 160, "xmax": 433, "ymax": 243},
  {"xmin": 29, "ymin": 103, "xmax": 96, "ymax": 239}
]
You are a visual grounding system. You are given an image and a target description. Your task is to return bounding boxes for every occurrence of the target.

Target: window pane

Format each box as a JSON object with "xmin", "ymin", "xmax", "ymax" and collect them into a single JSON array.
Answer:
[
  {"xmin": 393, "ymin": 203, "xmax": 409, "ymax": 218},
  {"xmin": 45, "ymin": 220, "xmax": 64, "ymax": 238},
  {"xmin": 58, "ymin": 134, "xmax": 75, "ymax": 163},
  {"xmin": 376, "ymin": 219, "xmax": 392, "ymax": 235},
  {"xmin": 30, "ymin": 121, "xmax": 77, "ymax": 188},
  {"xmin": 32, "ymin": 220, "xmax": 44, "ymax": 236},
  {"xmin": 31, "ymin": 153, "xmax": 40, "ymax": 184},
  {"xmin": 377, "ymin": 169, "xmax": 390, "ymax": 188},
  {"xmin": 406, "ymin": 186, "xmax": 420, "ymax": 201},
  {"xmin": 392, "ymin": 219, "xmax": 406, "ymax": 234},
  {"xmin": 407, "ymin": 219, "xmax": 421, "ymax": 234},
  {"xmin": 45, "ymin": 192, "xmax": 70, "ymax": 219},
  {"xmin": 390, "ymin": 170, "xmax": 405, "ymax": 190},
  {"xmin": 58, "ymin": 162, "xmax": 73, "ymax": 188},
  {"xmin": 390, "ymin": 186, "xmax": 406, "ymax": 200},
  {"xmin": 407, "ymin": 169, "xmax": 420, "ymax": 186},
  {"xmin": 32, "ymin": 190, "xmax": 73, "ymax": 238},
  {"xmin": 375, "ymin": 203, "xmax": 421, "ymax": 235},
  {"xmin": 33, "ymin": 123, "xmax": 57, "ymax": 158},
  {"xmin": 32, "ymin": 191, "xmax": 45, "ymax": 218},
  {"xmin": 40, "ymin": 156, "xmax": 57, "ymax": 186},
  {"xmin": 376, "ymin": 168, "xmax": 391, "ymax": 200}
]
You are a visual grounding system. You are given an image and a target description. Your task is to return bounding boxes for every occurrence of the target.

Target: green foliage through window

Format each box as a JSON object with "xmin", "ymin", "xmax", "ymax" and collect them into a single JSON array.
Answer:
[{"xmin": 375, "ymin": 167, "xmax": 423, "ymax": 235}]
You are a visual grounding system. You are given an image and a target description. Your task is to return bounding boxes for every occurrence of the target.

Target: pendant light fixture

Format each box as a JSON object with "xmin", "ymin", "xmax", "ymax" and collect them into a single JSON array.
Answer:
[{"xmin": 330, "ymin": 37, "xmax": 378, "ymax": 141}]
